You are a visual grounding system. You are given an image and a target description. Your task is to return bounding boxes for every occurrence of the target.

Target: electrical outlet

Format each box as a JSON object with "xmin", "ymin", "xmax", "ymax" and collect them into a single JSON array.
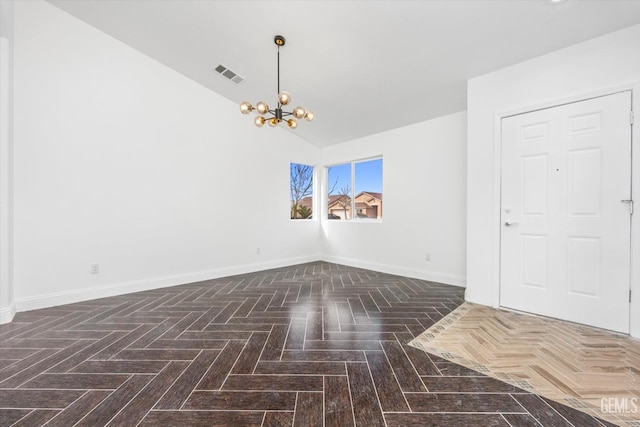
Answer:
[{"xmin": 90, "ymin": 263, "xmax": 100, "ymax": 274}]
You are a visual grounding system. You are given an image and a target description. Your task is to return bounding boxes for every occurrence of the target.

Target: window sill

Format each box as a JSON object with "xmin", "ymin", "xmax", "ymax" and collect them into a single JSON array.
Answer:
[{"xmin": 326, "ymin": 219, "xmax": 383, "ymax": 223}]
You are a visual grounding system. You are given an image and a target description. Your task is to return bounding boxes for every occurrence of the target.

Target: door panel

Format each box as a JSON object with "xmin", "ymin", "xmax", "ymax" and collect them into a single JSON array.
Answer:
[
  {"xmin": 500, "ymin": 91, "xmax": 632, "ymax": 333},
  {"xmin": 522, "ymin": 154, "xmax": 548, "ymax": 215}
]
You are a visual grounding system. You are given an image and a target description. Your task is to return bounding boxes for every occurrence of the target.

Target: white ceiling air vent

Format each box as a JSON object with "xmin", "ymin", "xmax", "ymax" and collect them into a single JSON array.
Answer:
[{"xmin": 214, "ymin": 64, "xmax": 244, "ymax": 84}]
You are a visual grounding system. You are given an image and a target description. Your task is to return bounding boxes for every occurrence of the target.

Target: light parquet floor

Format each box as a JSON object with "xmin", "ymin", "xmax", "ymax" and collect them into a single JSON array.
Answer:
[
  {"xmin": 410, "ymin": 302, "xmax": 640, "ymax": 427},
  {"xmin": 0, "ymin": 262, "xmax": 618, "ymax": 426}
]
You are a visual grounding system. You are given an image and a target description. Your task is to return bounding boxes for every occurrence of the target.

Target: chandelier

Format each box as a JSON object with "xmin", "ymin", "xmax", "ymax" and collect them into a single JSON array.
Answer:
[{"xmin": 239, "ymin": 35, "xmax": 314, "ymax": 129}]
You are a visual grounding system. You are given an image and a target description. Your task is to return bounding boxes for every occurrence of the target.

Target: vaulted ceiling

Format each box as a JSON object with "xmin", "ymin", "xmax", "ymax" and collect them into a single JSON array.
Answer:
[{"xmin": 48, "ymin": 0, "xmax": 640, "ymax": 147}]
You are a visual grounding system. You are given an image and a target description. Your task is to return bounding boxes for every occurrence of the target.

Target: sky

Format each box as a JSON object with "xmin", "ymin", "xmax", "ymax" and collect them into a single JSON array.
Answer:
[{"xmin": 328, "ymin": 158, "xmax": 383, "ymax": 195}]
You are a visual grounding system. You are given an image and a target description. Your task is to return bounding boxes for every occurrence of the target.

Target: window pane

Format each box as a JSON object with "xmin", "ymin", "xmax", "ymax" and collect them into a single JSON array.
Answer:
[
  {"xmin": 355, "ymin": 159, "xmax": 383, "ymax": 219},
  {"xmin": 327, "ymin": 158, "xmax": 383, "ymax": 221},
  {"xmin": 328, "ymin": 163, "xmax": 351, "ymax": 220},
  {"xmin": 290, "ymin": 163, "xmax": 313, "ymax": 219}
]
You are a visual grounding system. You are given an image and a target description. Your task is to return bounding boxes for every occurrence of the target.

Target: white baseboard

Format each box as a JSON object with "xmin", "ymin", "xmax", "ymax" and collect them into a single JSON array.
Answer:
[
  {"xmin": 0, "ymin": 302, "xmax": 15, "ymax": 324},
  {"xmin": 321, "ymin": 255, "xmax": 466, "ymax": 287},
  {"xmin": 12, "ymin": 254, "xmax": 465, "ymax": 317},
  {"xmin": 15, "ymin": 254, "xmax": 322, "ymax": 313}
]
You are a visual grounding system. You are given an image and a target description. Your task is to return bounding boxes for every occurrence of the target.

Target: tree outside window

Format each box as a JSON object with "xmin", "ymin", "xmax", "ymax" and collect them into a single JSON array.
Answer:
[{"xmin": 290, "ymin": 163, "xmax": 314, "ymax": 219}]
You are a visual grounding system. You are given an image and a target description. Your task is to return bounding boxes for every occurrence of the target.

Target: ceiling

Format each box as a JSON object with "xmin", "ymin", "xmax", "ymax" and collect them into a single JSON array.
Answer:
[{"xmin": 47, "ymin": 0, "xmax": 640, "ymax": 147}]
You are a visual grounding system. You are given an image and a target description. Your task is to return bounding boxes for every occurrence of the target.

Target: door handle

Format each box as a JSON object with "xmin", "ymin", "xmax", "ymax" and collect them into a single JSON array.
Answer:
[
  {"xmin": 621, "ymin": 200, "xmax": 634, "ymax": 214},
  {"xmin": 504, "ymin": 222, "xmax": 518, "ymax": 227}
]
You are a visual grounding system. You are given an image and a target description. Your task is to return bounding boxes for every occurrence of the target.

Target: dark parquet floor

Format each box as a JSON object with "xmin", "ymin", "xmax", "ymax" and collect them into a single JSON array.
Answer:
[{"xmin": 0, "ymin": 262, "xmax": 615, "ymax": 426}]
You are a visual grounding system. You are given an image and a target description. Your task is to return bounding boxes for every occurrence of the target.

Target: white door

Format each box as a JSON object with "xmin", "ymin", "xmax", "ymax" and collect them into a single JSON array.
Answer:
[{"xmin": 500, "ymin": 91, "xmax": 632, "ymax": 333}]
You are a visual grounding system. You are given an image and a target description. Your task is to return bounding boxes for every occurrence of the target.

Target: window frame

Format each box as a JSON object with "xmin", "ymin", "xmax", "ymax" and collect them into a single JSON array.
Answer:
[{"xmin": 326, "ymin": 156, "xmax": 383, "ymax": 223}]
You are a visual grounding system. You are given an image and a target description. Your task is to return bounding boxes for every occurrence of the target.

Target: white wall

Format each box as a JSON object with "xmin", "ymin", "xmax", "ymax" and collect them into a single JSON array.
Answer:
[
  {"xmin": 9, "ymin": 0, "xmax": 467, "ymax": 319},
  {"xmin": 466, "ymin": 24, "xmax": 640, "ymax": 336},
  {"xmin": 11, "ymin": 0, "xmax": 321, "ymax": 313},
  {"xmin": 321, "ymin": 111, "xmax": 467, "ymax": 286},
  {"xmin": 10, "ymin": 2, "xmax": 638, "ymax": 326},
  {"xmin": 0, "ymin": 0, "xmax": 15, "ymax": 323}
]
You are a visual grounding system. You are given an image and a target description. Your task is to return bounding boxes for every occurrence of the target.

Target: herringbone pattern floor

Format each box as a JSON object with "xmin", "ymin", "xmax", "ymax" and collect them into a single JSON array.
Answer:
[
  {"xmin": 0, "ymin": 262, "xmax": 616, "ymax": 426},
  {"xmin": 411, "ymin": 302, "xmax": 640, "ymax": 427}
]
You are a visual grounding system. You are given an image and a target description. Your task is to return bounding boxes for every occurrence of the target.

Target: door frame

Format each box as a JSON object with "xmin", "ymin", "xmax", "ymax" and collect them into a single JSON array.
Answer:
[{"xmin": 490, "ymin": 83, "xmax": 639, "ymax": 338}]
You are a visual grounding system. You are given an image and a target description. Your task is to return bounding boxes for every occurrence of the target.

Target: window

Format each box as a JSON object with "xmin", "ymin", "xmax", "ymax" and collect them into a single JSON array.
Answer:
[
  {"xmin": 290, "ymin": 163, "xmax": 314, "ymax": 219},
  {"xmin": 327, "ymin": 157, "xmax": 383, "ymax": 220}
]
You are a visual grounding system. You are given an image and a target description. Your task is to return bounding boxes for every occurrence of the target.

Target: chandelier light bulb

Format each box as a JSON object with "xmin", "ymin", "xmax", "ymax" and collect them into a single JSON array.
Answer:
[
  {"xmin": 254, "ymin": 116, "xmax": 266, "ymax": 127},
  {"xmin": 239, "ymin": 101, "xmax": 253, "ymax": 114},
  {"xmin": 287, "ymin": 119, "xmax": 298, "ymax": 129},
  {"xmin": 256, "ymin": 101, "xmax": 269, "ymax": 115},
  {"xmin": 304, "ymin": 110, "xmax": 315, "ymax": 121},
  {"xmin": 293, "ymin": 106, "xmax": 306, "ymax": 119},
  {"xmin": 268, "ymin": 118, "xmax": 279, "ymax": 127},
  {"xmin": 278, "ymin": 91, "xmax": 291, "ymax": 106}
]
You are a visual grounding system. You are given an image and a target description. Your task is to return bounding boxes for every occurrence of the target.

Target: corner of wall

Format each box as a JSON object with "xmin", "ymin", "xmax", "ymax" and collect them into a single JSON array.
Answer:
[
  {"xmin": 0, "ymin": 1, "xmax": 15, "ymax": 325},
  {"xmin": 0, "ymin": 302, "xmax": 15, "ymax": 324}
]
